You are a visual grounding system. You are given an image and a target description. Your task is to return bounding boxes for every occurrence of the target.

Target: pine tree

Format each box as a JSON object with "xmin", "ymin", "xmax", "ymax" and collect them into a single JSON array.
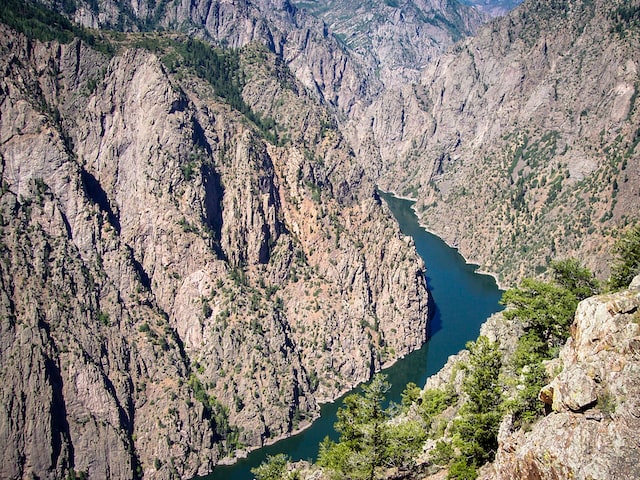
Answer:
[
  {"xmin": 609, "ymin": 225, "xmax": 640, "ymax": 291},
  {"xmin": 319, "ymin": 374, "xmax": 392, "ymax": 480}
]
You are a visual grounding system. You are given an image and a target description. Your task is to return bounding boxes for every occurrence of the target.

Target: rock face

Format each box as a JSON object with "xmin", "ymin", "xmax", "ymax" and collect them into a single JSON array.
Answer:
[
  {"xmin": 291, "ymin": 0, "xmax": 487, "ymax": 85},
  {"xmin": 367, "ymin": 0, "xmax": 640, "ymax": 286},
  {"xmin": 0, "ymin": 23, "xmax": 428, "ymax": 479},
  {"xmin": 482, "ymin": 278, "xmax": 640, "ymax": 479},
  {"xmin": 59, "ymin": 0, "xmax": 496, "ymax": 156},
  {"xmin": 467, "ymin": 0, "xmax": 524, "ymax": 17},
  {"xmin": 67, "ymin": 0, "xmax": 377, "ymax": 114}
]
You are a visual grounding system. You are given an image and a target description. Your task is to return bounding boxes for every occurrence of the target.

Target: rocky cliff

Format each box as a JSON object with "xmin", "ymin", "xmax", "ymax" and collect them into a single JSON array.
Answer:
[
  {"xmin": 0, "ymin": 16, "xmax": 428, "ymax": 479},
  {"xmin": 481, "ymin": 276, "xmax": 640, "ymax": 479},
  {"xmin": 292, "ymin": 0, "xmax": 486, "ymax": 86},
  {"xmin": 365, "ymin": 0, "xmax": 640, "ymax": 286},
  {"xmin": 43, "ymin": 0, "xmax": 636, "ymax": 291},
  {"xmin": 64, "ymin": 0, "xmax": 489, "ymax": 94},
  {"xmin": 58, "ymin": 0, "xmax": 378, "ymax": 116}
]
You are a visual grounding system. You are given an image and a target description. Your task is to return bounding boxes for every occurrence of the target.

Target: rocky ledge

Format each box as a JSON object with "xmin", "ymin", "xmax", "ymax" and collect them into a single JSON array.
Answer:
[{"xmin": 483, "ymin": 276, "xmax": 640, "ymax": 479}]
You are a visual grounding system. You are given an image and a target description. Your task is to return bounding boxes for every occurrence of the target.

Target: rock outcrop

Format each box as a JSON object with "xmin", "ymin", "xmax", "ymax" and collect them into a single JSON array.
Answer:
[
  {"xmin": 0, "ymin": 22, "xmax": 428, "ymax": 479},
  {"xmin": 481, "ymin": 277, "xmax": 640, "ymax": 479}
]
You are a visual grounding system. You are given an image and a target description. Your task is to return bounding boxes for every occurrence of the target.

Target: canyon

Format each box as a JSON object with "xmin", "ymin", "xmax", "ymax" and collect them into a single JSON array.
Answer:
[
  {"xmin": 0, "ymin": 16, "xmax": 429, "ymax": 478},
  {"xmin": 1, "ymin": 0, "xmax": 639, "ymax": 478},
  {"xmin": 363, "ymin": 0, "xmax": 640, "ymax": 286}
]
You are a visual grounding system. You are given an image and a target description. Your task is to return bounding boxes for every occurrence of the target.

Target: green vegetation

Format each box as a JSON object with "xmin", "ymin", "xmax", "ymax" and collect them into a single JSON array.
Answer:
[
  {"xmin": 65, "ymin": 469, "xmax": 88, "ymax": 480},
  {"xmin": 0, "ymin": 0, "xmax": 114, "ymax": 55},
  {"xmin": 419, "ymin": 387, "xmax": 456, "ymax": 426},
  {"xmin": 400, "ymin": 382, "xmax": 421, "ymax": 410},
  {"xmin": 502, "ymin": 277, "xmax": 579, "ymax": 346},
  {"xmin": 138, "ymin": 322, "xmax": 151, "ymax": 333},
  {"xmin": 501, "ymin": 259, "xmax": 598, "ymax": 426},
  {"xmin": 448, "ymin": 336, "xmax": 502, "ymax": 477},
  {"xmin": 251, "ymin": 454, "xmax": 292, "ymax": 480},
  {"xmin": 162, "ymin": 38, "xmax": 243, "ymax": 104},
  {"xmin": 187, "ymin": 374, "xmax": 243, "ymax": 452},
  {"xmin": 608, "ymin": 224, "xmax": 640, "ymax": 291},
  {"xmin": 97, "ymin": 310, "xmax": 110, "ymax": 326},
  {"xmin": 550, "ymin": 258, "xmax": 600, "ymax": 300},
  {"xmin": 181, "ymin": 161, "xmax": 197, "ymax": 181},
  {"xmin": 318, "ymin": 374, "xmax": 426, "ymax": 479},
  {"xmin": 427, "ymin": 259, "xmax": 599, "ymax": 476},
  {"xmin": 156, "ymin": 38, "xmax": 280, "ymax": 143},
  {"xmin": 610, "ymin": 4, "xmax": 640, "ymax": 34}
]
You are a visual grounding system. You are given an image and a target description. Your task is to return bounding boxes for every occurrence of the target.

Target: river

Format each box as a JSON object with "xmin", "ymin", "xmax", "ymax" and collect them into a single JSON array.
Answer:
[{"xmin": 203, "ymin": 192, "xmax": 504, "ymax": 480}]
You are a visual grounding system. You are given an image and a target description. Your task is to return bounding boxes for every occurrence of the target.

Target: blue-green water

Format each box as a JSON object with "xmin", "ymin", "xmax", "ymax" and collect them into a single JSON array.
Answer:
[{"xmin": 203, "ymin": 192, "xmax": 503, "ymax": 480}]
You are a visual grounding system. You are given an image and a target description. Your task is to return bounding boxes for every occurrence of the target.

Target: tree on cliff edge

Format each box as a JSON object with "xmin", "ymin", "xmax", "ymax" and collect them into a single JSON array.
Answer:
[
  {"xmin": 609, "ymin": 224, "xmax": 640, "ymax": 291},
  {"xmin": 318, "ymin": 374, "xmax": 391, "ymax": 480}
]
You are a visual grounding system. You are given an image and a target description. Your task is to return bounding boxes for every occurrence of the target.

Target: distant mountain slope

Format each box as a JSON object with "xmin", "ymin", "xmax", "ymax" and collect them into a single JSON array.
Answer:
[
  {"xmin": 293, "ymin": 0, "xmax": 487, "ymax": 84},
  {"xmin": 463, "ymin": 0, "xmax": 524, "ymax": 17},
  {"xmin": 40, "ymin": 0, "xmax": 492, "ymax": 111},
  {"xmin": 369, "ymin": 0, "xmax": 640, "ymax": 286}
]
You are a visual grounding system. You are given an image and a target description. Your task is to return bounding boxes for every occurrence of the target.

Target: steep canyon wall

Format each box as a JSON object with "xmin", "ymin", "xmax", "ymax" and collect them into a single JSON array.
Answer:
[{"xmin": 0, "ymin": 24, "xmax": 428, "ymax": 479}]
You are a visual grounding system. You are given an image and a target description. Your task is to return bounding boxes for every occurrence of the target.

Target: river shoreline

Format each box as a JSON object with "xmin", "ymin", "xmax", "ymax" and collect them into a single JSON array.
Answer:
[
  {"xmin": 208, "ymin": 346, "xmax": 428, "ymax": 473},
  {"xmin": 204, "ymin": 191, "xmax": 504, "ymax": 480},
  {"xmin": 214, "ymin": 364, "xmax": 404, "ymax": 467},
  {"xmin": 212, "ymin": 324, "xmax": 427, "ymax": 468},
  {"xmin": 378, "ymin": 188, "xmax": 508, "ymax": 291},
  {"xmin": 212, "ymin": 193, "xmax": 434, "ymax": 470}
]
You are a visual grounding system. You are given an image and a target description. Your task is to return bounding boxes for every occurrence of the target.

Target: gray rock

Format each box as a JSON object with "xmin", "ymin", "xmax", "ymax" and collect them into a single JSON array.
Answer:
[{"xmin": 549, "ymin": 365, "xmax": 598, "ymax": 413}]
